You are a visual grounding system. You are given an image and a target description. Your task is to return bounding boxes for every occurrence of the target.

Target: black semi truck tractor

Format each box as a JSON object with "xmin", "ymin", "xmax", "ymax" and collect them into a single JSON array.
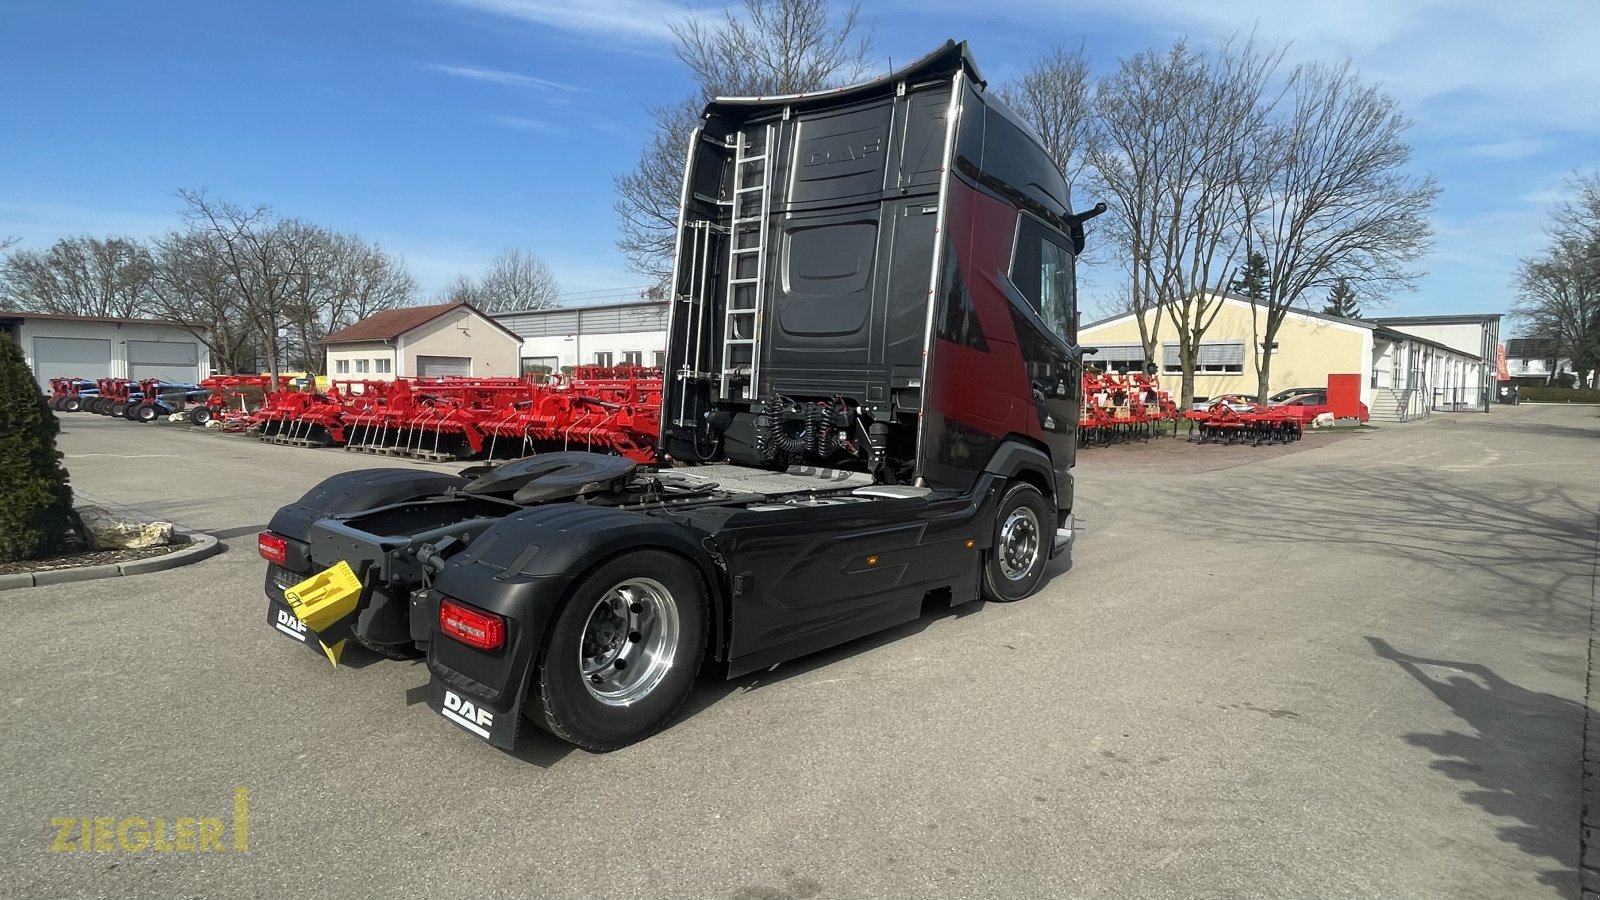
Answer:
[{"xmin": 258, "ymin": 41, "xmax": 1105, "ymax": 752}]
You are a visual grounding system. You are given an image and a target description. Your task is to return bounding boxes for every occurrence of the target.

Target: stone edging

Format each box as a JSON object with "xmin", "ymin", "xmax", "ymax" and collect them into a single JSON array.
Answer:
[{"xmin": 0, "ymin": 490, "xmax": 224, "ymax": 591}]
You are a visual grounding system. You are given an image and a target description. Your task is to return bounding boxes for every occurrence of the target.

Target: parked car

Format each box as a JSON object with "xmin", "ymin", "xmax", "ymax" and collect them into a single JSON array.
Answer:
[
  {"xmin": 1269, "ymin": 390, "xmax": 1370, "ymax": 423},
  {"xmin": 1189, "ymin": 394, "xmax": 1259, "ymax": 413},
  {"xmin": 1267, "ymin": 386, "xmax": 1322, "ymax": 404}
]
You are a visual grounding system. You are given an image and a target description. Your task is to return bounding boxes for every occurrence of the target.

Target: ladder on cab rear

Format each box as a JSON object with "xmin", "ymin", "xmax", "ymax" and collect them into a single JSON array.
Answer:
[{"xmin": 719, "ymin": 124, "xmax": 775, "ymax": 401}]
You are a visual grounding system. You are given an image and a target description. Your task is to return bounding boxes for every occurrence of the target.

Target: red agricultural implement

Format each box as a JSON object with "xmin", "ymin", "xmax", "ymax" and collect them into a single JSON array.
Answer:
[
  {"xmin": 247, "ymin": 367, "xmax": 664, "ymax": 463},
  {"xmin": 188, "ymin": 374, "xmax": 273, "ymax": 427},
  {"xmin": 1182, "ymin": 398, "xmax": 1303, "ymax": 446},
  {"xmin": 1078, "ymin": 371, "xmax": 1180, "ymax": 446}
]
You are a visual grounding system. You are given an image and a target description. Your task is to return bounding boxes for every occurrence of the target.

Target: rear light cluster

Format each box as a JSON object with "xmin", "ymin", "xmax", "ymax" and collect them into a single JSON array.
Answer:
[
  {"xmin": 258, "ymin": 532, "xmax": 288, "ymax": 566},
  {"xmin": 439, "ymin": 598, "xmax": 506, "ymax": 651}
]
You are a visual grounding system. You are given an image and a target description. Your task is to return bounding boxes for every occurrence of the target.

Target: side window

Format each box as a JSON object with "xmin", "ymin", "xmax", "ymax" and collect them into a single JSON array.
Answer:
[{"xmin": 1010, "ymin": 216, "xmax": 1077, "ymax": 343}]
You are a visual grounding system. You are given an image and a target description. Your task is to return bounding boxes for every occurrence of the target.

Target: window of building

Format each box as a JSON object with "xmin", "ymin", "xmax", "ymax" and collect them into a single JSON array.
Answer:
[
  {"xmin": 621, "ymin": 351, "xmax": 643, "ymax": 367},
  {"xmin": 1162, "ymin": 342, "xmax": 1245, "ymax": 374},
  {"xmin": 1084, "ymin": 344, "xmax": 1148, "ymax": 374},
  {"xmin": 653, "ymin": 350, "xmax": 666, "ymax": 369},
  {"xmin": 1008, "ymin": 216, "xmax": 1077, "ymax": 343},
  {"xmin": 335, "ymin": 359, "xmax": 350, "ymax": 374},
  {"xmin": 355, "ymin": 359, "xmax": 370, "ymax": 374},
  {"xmin": 375, "ymin": 358, "xmax": 391, "ymax": 374},
  {"xmin": 521, "ymin": 356, "xmax": 558, "ymax": 380},
  {"xmin": 593, "ymin": 351, "xmax": 613, "ymax": 367}
]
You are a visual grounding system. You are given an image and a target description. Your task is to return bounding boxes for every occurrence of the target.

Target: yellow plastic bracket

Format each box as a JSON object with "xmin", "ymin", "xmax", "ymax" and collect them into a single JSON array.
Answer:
[{"xmin": 284, "ymin": 561, "xmax": 362, "ymax": 634}]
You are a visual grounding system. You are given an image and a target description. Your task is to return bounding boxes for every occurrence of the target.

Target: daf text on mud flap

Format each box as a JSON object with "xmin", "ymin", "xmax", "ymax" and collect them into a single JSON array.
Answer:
[{"xmin": 441, "ymin": 691, "xmax": 493, "ymax": 739}]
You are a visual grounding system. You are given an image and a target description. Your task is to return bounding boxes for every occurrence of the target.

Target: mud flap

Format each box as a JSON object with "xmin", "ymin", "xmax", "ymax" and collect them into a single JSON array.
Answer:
[
  {"xmin": 425, "ymin": 678, "xmax": 523, "ymax": 750},
  {"xmin": 277, "ymin": 561, "xmax": 363, "ymax": 666}
]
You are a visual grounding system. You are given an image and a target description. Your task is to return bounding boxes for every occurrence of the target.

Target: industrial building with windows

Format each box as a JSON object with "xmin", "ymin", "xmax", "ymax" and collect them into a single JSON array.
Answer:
[
  {"xmin": 493, "ymin": 300, "xmax": 669, "ymax": 376},
  {"xmin": 1079, "ymin": 294, "xmax": 1500, "ymax": 419},
  {"xmin": 0, "ymin": 310, "xmax": 211, "ymax": 389}
]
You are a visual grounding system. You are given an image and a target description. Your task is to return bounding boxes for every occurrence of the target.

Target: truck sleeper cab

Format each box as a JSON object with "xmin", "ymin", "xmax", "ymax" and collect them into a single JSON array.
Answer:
[{"xmin": 260, "ymin": 41, "xmax": 1101, "ymax": 752}]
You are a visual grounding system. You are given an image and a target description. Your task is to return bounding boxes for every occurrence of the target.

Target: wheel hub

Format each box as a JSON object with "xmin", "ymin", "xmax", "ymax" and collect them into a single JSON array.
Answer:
[
  {"xmin": 579, "ymin": 578, "xmax": 679, "ymax": 706},
  {"xmin": 998, "ymin": 507, "xmax": 1040, "ymax": 581}
]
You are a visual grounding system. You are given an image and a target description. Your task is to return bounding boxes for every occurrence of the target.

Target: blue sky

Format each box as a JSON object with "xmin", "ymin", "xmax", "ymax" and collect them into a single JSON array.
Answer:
[{"xmin": 2, "ymin": 1, "xmax": 1597, "ymax": 325}]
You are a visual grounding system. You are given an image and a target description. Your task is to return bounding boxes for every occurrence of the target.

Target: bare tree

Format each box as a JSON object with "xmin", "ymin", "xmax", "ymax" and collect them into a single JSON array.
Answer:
[
  {"xmin": 148, "ymin": 229, "xmax": 260, "ymax": 374},
  {"xmin": 276, "ymin": 225, "xmax": 418, "ymax": 372},
  {"xmin": 0, "ymin": 236, "xmax": 156, "ymax": 317},
  {"xmin": 1088, "ymin": 38, "xmax": 1283, "ymax": 405},
  {"xmin": 614, "ymin": 0, "xmax": 874, "ymax": 283},
  {"xmin": 998, "ymin": 44, "xmax": 1094, "ymax": 209},
  {"xmin": 1513, "ymin": 233, "xmax": 1599, "ymax": 387},
  {"xmin": 1240, "ymin": 60, "xmax": 1437, "ymax": 399},
  {"xmin": 475, "ymin": 248, "xmax": 560, "ymax": 312}
]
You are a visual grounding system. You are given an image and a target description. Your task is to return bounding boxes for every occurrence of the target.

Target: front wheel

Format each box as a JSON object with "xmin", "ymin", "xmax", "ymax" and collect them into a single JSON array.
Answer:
[
  {"xmin": 981, "ymin": 481, "xmax": 1053, "ymax": 603},
  {"xmin": 134, "ymin": 403, "xmax": 159, "ymax": 423},
  {"xmin": 189, "ymin": 406, "xmax": 214, "ymax": 426},
  {"xmin": 526, "ymin": 550, "xmax": 707, "ymax": 752},
  {"xmin": 62, "ymin": 397, "xmax": 81, "ymax": 412}
]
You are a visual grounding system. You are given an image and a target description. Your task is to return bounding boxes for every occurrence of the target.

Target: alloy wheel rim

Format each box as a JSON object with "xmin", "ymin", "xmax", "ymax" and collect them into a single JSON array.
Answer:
[
  {"xmin": 579, "ymin": 577, "xmax": 680, "ymax": 707},
  {"xmin": 998, "ymin": 507, "xmax": 1040, "ymax": 581}
]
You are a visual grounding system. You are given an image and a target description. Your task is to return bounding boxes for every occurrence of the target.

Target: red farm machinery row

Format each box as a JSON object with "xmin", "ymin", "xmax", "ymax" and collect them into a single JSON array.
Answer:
[
  {"xmin": 1078, "ymin": 371, "xmax": 1180, "ymax": 446},
  {"xmin": 1182, "ymin": 397, "xmax": 1304, "ymax": 445},
  {"xmin": 250, "ymin": 366, "xmax": 663, "ymax": 463}
]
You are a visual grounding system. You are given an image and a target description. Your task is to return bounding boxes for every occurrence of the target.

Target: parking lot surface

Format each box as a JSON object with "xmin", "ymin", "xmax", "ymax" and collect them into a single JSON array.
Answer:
[{"xmin": 2, "ymin": 407, "xmax": 1596, "ymax": 899}]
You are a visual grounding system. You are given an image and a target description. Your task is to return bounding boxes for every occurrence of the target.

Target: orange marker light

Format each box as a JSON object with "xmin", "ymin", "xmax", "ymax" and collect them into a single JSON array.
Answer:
[{"xmin": 866, "ymin": 555, "xmax": 879, "ymax": 566}]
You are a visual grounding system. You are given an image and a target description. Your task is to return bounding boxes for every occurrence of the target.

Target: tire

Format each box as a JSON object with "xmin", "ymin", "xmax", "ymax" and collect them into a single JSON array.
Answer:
[
  {"xmin": 134, "ymin": 403, "xmax": 159, "ymax": 423},
  {"xmin": 526, "ymin": 550, "xmax": 708, "ymax": 751},
  {"xmin": 83, "ymin": 398, "xmax": 99, "ymax": 414},
  {"xmin": 189, "ymin": 406, "xmax": 214, "ymax": 426},
  {"xmin": 109, "ymin": 401, "xmax": 128, "ymax": 418},
  {"xmin": 123, "ymin": 403, "xmax": 144, "ymax": 421},
  {"xmin": 980, "ymin": 481, "xmax": 1053, "ymax": 603},
  {"xmin": 62, "ymin": 397, "xmax": 81, "ymax": 412}
]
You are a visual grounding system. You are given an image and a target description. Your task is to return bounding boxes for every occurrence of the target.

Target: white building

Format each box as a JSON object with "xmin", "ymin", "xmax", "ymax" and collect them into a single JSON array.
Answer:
[
  {"xmin": 493, "ymin": 301, "xmax": 669, "ymax": 374},
  {"xmin": 1366, "ymin": 314, "xmax": 1502, "ymax": 411},
  {"xmin": 322, "ymin": 302, "xmax": 522, "ymax": 381},
  {"xmin": 0, "ymin": 311, "xmax": 211, "ymax": 389},
  {"xmin": 1504, "ymin": 338, "xmax": 1579, "ymax": 386}
]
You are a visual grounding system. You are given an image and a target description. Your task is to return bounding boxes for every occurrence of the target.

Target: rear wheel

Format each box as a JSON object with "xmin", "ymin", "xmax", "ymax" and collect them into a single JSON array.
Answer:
[
  {"xmin": 62, "ymin": 397, "xmax": 80, "ymax": 412},
  {"xmin": 109, "ymin": 401, "xmax": 128, "ymax": 417},
  {"xmin": 526, "ymin": 550, "xmax": 707, "ymax": 752},
  {"xmin": 134, "ymin": 403, "xmax": 159, "ymax": 423},
  {"xmin": 189, "ymin": 406, "xmax": 214, "ymax": 426},
  {"xmin": 980, "ymin": 481, "xmax": 1053, "ymax": 603}
]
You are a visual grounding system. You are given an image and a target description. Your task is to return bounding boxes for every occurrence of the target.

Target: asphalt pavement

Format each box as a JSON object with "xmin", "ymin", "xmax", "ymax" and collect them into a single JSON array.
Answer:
[{"xmin": 1, "ymin": 407, "xmax": 1596, "ymax": 899}]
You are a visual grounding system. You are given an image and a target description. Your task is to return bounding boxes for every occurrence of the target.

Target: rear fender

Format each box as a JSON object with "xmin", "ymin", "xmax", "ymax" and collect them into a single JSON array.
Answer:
[
  {"xmin": 267, "ymin": 469, "xmax": 471, "ymax": 545},
  {"xmin": 424, "ymin": 504, "xmax": 722, "ymax": 750}
]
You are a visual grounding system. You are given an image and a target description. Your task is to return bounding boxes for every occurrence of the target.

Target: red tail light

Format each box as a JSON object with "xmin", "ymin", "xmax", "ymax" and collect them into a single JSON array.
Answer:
[
  {"xmin": 258, "ymin": 532, "xmax": 287, "ymax": 566},
  {"xmin": 439, "ymin": 598, "xmax": 505, "ymax": 651}
]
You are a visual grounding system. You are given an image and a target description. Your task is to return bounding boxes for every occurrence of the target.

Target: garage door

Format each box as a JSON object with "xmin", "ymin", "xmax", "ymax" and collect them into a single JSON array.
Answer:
[
  {"xmin": 416, "ymin": 355, "xmax": 472, "ymax": 377},
  {"xmin": 32, "ymin": 337, "xmax": 112, "ymax": 389},
  {"xmin": 128, "ymin": 340, "xmax": 200, "ymax": 383}
]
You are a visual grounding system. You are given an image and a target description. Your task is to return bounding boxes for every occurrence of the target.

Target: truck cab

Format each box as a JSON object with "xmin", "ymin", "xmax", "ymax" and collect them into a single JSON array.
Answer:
[{"xmin": 259, "ymin": 41, "xmax": 1101, "ymax": 752}]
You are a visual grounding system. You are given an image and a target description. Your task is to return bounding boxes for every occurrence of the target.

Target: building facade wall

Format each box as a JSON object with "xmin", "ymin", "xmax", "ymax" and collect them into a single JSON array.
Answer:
[
  {"xmin": 518, "ymin": 330, "xmax": 668, "ymax": 372},
  {"xmin": 16, "ymin": 318, "xmax": 210, "ymax": 389},
  {"xmin": 326, "ymin": 340, "xmax": 397, "ymax": 381},
  {"xmin": 400, "ymin": 307, "xmax": 520, "ymax": 378},
  {"xmin": 1080, "ymin": 299, "xmax": 1373, "ymax": 404}
]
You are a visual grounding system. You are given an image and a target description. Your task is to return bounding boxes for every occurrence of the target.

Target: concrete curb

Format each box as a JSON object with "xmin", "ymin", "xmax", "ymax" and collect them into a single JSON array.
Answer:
[
  {"xmin": 0, "ymin": 493, "xmax": 224, "ymax": 591},
  {"xmin": 1581, "ymin": 500, "xmax": 1600, "ymax": 900}
]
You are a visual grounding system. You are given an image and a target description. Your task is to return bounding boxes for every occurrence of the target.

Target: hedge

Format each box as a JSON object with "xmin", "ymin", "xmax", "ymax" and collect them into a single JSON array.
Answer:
[{"xmin": 1519, "ymin": 387, "xmax": 1600, "ymax": 403}]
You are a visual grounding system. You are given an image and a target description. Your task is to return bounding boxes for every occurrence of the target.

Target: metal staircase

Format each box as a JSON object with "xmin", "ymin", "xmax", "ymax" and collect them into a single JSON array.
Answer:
[{"xmin": 719, "ymin": 124, "xmax": 775, "ymax": 400}]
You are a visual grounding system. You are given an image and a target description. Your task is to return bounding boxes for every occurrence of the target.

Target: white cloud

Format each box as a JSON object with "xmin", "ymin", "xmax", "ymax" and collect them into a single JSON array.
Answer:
[
  {"xmin": 437, "ymin": 0, "xmax": 702, "ymax": 44},
  {"xmin": 487, "ymin": 114, "xmax": 562, "ymax": 133},
  {"xmin": 1462, "ymin": 139, "xmax": 1549, "ymax": 162},
  {"xmin": 428, "ymin": 63, "xmax": 584, "ymax": 93}
]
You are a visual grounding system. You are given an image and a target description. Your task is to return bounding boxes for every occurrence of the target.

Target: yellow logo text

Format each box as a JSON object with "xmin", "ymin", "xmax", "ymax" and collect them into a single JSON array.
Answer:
[{"xmin": 48, "ymin": 787, "xmax": 248, "ymax": 852}]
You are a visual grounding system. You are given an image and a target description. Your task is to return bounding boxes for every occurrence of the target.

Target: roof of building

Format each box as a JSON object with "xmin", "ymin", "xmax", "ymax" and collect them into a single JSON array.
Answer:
[
  {"xmin": 1505, "ymin": 337, "xmax": 1559, "ymax": 358},
  {"xmin": 322, "ymin": 301, "xmax": 520, "ymax": 344},
  {"xmin": 0, "ymin": 310, "xmax": 204, "ymax": 329},
  {"xmin": 1366, "ymin": 313, "xmax": 1503, "ymax": 325},
  {"xmin": 493, "ymin": 300, "xmax": 671, "ymax": 338},
  {"xmin": 1372, "ymin": 325, "xmax": 1483, "ymax": 361},
  {"xmin": 1080, "ymin": 291, "xmax": 1375, "ymax": 333}
]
